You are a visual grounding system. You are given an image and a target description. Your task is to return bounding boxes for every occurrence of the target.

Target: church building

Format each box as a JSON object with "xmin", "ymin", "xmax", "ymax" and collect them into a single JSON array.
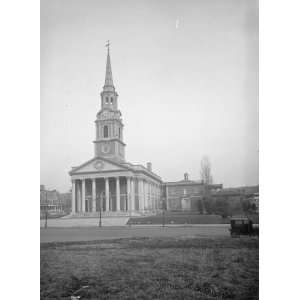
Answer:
[{"xmin": 69, "ymin": 45, "xmax": 162, "ymax": 215}]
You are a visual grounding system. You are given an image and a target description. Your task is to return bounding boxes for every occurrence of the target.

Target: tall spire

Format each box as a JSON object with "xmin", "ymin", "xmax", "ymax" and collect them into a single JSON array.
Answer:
[{"xmin": 104, "ymin": 40, "xmax": 114, "ymax": 90}]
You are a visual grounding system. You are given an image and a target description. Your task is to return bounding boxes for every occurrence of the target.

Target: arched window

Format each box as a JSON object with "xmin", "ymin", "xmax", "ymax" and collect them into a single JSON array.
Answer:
[
  {"xmin": 119, "ymin": 127, "xmax": 121, "ymax": 138},
  {"xmin": 110, "ymin": 97, "xmax": 114, "ymax": 103},
  {"xmin": 105, "ymin": 97, "xmax": 109, "ymax": 103},
  {"xmin": 103, "ymin": 125, "xmax": 108, "ymax": 138}
]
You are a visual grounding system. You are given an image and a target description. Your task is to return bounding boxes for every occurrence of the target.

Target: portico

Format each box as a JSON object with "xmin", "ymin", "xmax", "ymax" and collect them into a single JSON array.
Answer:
[
  {"xmin": 71, "ymin": 175, "xmax": 161, "ymax": 214},
  {"xmin": 70, "ymin": 157, "xmax": 162, "ymax": 215}
]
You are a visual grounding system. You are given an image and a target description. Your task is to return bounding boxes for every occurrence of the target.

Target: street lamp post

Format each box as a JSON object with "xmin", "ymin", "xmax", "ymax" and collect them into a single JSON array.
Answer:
[
  {"xmin": 128, "ymin": 193, "xmax": 132, "ymax": 227},
  {"xmin": 161, "ymin": 198, "xmax": 167, "ymax": 227},
  {"xmin": 99, "ymin": 192, "xmax": 103, "ymax": 227}
]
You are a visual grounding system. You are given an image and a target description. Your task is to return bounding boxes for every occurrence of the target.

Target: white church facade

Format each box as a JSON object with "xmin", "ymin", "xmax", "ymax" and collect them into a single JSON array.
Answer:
[{"xmin": 69, "ymin": 45, "xmax": 162, "ymax": 216}]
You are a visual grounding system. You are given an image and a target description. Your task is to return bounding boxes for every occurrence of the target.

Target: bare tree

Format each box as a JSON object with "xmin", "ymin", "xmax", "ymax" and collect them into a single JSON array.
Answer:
[{"xmin": 200, "ymin": 156, "xmax": 213, "ymax": 184}]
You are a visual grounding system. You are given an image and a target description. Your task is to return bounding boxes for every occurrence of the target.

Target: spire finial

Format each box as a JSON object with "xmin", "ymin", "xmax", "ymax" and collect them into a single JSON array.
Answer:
[
  {"xmin": 103, "ymin": 40, "xmax": 114, "ymax": 89},
  {"xmin": 105, "ymin": 40, "xmax": 110, "ymax": 53}
]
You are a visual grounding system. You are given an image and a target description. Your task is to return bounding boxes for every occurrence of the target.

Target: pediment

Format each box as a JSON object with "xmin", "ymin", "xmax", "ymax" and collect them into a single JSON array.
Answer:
[{"xmin": 70, "ymin": 157, "xmax": 128, "ymax": 174}]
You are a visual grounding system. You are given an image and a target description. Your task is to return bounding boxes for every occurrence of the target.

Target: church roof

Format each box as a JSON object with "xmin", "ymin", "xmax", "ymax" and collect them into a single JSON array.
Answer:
[{"xmin": 69, "ymin": 156, "xmax": 162, "ymax": 182}]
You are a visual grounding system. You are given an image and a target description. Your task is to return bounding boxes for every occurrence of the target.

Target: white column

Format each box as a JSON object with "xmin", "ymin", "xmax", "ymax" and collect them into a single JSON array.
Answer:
[
  {"xmin": 157, "ymin": 184, "xmax": 160, "ymax": 209},
  {"xmin": 144, "ymin": 181, "xmax": 148, "ymax": 211},
  {"xmin": 105, "ymin": 177, "xmax": 110, "ymax": 211},
  {"xmin": 158, "ymin": 184, "xmax": 161, "ymax": 210},
  {"xmin": 131, "ymin": 178, "xmax": 135, "ymax": 211},
  {"xmin": 77, "ymin": 181, "xmax": 81, "ymax": 212},
  {"xmin": 72, "ymin": 180, "xmax": 76, "ymax": 213},
  {"xmin": 142, "ymin": 180, "xmax": 145, "ymax": 211},
  {"xmin": 116, "ymin": 177, "xmax": 120, "ymax": 211},
  {"xmin": 82, "ymin": 179, "xmax": 86, "ymax": 213},
  {"xmin": 139, "ymin": 179, "xmax": 144, "ymax": 212},
  {"xmin": 154, "ymin": 184, "xmax": 157, "ymax": 210},
  {"xmin": 126, "ymin": 177, "xmax": 131, "ymax": 211},
  {"xmin": 166, "ymin": 185, "xmax": 169, "ymax": 210},
  {"xmin": 149, "ymin": 182, "xmax": 152, "ymax": 210},
  {"xmin": 92, "ymin": 178, "xmax": 96, "ymax": 212},
  {"xmin": 145, "ymin": 181, "xmax": 148, "ymax": 211},
  {"xmin": 151, "ymin": 183, "xmax": 154, "ymax": 211}
]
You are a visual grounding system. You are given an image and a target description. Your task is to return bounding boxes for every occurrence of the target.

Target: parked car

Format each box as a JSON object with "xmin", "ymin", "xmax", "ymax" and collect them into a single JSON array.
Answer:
[{"xmin": 229, "ymin": 216, "xmax": 258, "ymax": 237}]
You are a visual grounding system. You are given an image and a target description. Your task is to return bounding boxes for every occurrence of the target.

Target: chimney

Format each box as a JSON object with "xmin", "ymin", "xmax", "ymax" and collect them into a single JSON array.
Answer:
[
  {"xmin": 184, "ymin": 173, "xmax": 189, "ymax": 181},
  {"xmin": 147, "ymin": 162, "xmax": 152, "ymax": 172}
]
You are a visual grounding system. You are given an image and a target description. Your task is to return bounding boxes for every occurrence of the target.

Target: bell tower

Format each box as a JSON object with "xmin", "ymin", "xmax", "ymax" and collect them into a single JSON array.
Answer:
[{"xmin": 93, "ymin": 42, "xmax": 126, "ymax": 161}]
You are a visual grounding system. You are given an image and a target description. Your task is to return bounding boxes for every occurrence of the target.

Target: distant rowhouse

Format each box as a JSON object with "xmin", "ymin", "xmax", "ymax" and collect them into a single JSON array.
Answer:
[
  {"xmin": 40, "ymin": 185, "xmax": 63, "ymax": 213},
  {"xmin": 40, "ymin": 185, "xmax": 72, "ymax": 214}
]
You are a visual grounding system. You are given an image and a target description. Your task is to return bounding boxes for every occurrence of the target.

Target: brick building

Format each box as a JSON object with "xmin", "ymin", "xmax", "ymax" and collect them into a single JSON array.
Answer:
[{"xmin": 162, "ymin": 173, "xmax": 222, "ymax": 212}]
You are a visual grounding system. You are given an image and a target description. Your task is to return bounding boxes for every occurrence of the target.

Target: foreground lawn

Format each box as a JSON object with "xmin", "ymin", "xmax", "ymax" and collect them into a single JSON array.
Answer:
[
  {"xmin": 127, "ymin": 213, "xmax": 259, "ymax": 225},
  {"xmin": 41, "ymin": 237, "xmax": 258, "ymax": 300},
  {"xmin": 127, "ymin": 214, "xmax": 226, "ymax": 225}
]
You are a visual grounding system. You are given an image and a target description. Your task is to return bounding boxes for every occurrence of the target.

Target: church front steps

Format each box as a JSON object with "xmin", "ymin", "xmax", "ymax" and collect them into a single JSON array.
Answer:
[{"xmin": 65, "ymin": 211, "xmax": 157, "ymax": 218}]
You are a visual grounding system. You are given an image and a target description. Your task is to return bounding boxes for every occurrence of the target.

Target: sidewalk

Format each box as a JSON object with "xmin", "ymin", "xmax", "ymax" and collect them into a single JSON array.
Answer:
[{"xmin": 40, "ymin": 217, "xmax": 129, "ymax": 227}]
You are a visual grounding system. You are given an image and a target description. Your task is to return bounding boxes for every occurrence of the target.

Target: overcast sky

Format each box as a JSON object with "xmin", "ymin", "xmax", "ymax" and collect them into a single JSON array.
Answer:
[{"xmin": 41, "ymin": 0, "xmax": 258, "ymax": 193}]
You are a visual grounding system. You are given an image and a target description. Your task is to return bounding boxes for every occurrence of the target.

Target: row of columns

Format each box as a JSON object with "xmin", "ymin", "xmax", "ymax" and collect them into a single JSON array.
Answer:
[{"xmin": 72, "ymin": 176, "xmax": 161, "ymax": 213}]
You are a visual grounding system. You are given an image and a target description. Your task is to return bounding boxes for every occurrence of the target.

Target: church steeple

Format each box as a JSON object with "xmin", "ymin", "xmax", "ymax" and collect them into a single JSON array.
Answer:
[
  {"xmin": 100, "ymin": 41, "xmax": 118, "ymax": 110},
  {"xmin": 94, "ymin": 42, "xmax": 126, "ymax": 162},
  {"xmin": 103, "ymin": 41, "xmax": 114, "ymax": 91}
]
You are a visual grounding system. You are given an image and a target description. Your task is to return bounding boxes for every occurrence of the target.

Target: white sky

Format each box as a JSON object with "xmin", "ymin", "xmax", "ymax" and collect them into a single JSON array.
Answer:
[{"xmin": 41, "ymin": 0, "xmax": 258, "ymax": 193}]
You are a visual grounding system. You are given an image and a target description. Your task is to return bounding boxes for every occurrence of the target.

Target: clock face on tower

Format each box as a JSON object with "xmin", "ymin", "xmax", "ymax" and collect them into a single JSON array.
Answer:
[{"xmin": 101, "ymin": 144, "xmax": 111, "ymax": 154}]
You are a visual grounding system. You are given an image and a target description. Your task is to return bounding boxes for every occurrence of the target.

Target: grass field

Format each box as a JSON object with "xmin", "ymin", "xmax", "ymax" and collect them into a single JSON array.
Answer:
[
  {"xmin": 128, "ymin": 212, "xmax": 259, "ymax": 225},
  {"xmin": 41, "ymin": 236, "xmax": 258, "ymax": 299},
  {"xmin": 128, "ymin": 214, "xmax": 226, "ymax": 225}
]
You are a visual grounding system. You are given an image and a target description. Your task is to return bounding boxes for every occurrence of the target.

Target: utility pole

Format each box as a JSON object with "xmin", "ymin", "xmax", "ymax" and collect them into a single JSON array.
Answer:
[{"xmin": 44, "ymin": 191, "xmax": 48, "ymax": 228}]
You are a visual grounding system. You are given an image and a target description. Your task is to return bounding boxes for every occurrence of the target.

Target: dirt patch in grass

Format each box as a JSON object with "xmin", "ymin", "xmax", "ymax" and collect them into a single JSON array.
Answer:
[{"xmin": 41, "ymin": 236, "xmax": 258, "ymax": 300}]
